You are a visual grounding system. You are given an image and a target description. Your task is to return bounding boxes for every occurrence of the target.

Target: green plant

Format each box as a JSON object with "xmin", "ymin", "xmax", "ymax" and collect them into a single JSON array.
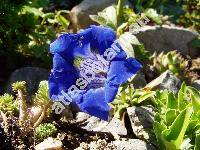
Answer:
[
  {"xmin": 12, "ymin": 81, "xmax": 28, "ymax": 123},
  {"xmin": 0, "ymin": 0, "xmax": 70, "ymax": 70},
  {"xmin": 11, "ymin": 80, "xmax": 52, "ymax": 128},
  {"xmin": 152, "ymin": 50, "xmax": 188, "ymax": 78},
  {"xmin": 32, "ymin": 81, "xmax": 52, "ymax": 128},
  {"xmin": 153, "ymin": 83, "xmax": 200, "ymax": 149},
  {"xmin": 90, "ymin": 2, "xmax": 163, "ymax": 36},
  {"xmin": 111, "ymin": 84, "xmax": 156, "ymax": 119},
  {"xmin": 20, "ymin": 5, "xmax": 70, "ymax": 67},
  {"xmin": 35, "ymin": 123, "xmax": 57, "ymax": 140},
  {"xmin": 117, "ymin": 32, "xmax": 152, "ymax": 64},
  {"xmin": 0, "ymin": 94, "xmax": 18, "ymax": 114},
  {"xmin": 177, "ymin": 0, "xmax": 200, "ymax": 31}
]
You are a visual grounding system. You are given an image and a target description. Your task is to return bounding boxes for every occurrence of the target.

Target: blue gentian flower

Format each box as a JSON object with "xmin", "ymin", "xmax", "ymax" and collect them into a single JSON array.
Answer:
[{"xmin": 49, "ymin": 25, "xmax": 142, "ymax": 121}]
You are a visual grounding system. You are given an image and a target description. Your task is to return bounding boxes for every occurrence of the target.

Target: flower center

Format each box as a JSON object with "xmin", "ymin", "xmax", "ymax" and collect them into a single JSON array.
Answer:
[{"xmin": 79, "ymin": 55, "xmax": 109, "ymax": 90}]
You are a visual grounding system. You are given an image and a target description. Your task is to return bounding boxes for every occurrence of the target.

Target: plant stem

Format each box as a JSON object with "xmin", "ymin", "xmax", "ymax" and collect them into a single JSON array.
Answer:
[
  {"xmin": 121, "ymin": 90, "xmax": 126, "ymax": 103},
  {"xmin": 33, "ymin": 106, "xmax": 46, "ymax": 128},
  {"xmin": 18, "ymin": 89, "xmax": 27, "ymax": 123},
  {"xmin": 117, "ymin": 0, "xmax": 125, "ymax": 27}
]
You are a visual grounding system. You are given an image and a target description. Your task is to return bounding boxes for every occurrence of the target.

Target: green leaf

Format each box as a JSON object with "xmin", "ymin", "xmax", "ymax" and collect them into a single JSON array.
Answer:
[
  {"xmin": 90, "ymin": 15, "xmax": 110, "ymax": 28},
  {"xmin": 56, "ymin": 14, "xmax": 69, "ymax": 29},
  {"xmin": 167, "ymin": 92, "xmax": 178, "ymax": 110},
  {"xmin": 116, "ymin": 0, "xmax": 125, "ymax": 26},
  {"xmin": 163, "ymin": 107, "xmax": 193, "ymax": 149},
  {"xmin": 137, "ymin": 91, "xmax": 156, "ymax": 103},
  {"xmin": 187, "ymin": 86, "xmax": 200, "ymax": 113},
  {"xmin": 23, "ymin": 6, "xmax": 44, "ymax": 17},
  {"xmin": 165, "ymin": 109, "xmax": 177, "ymax": 126},
  {"xmin": 194, "ymin": 132, "xmax": 200, "ymax": 150},
  {"xmin": 144, "ymin": 8, "xmax": 162, "ymax": 25},
  {"xmin": 90, "ymin": 6, "xmax": 117, "ymax": 30},
  {"xmin": 101, "ymin": 6, "xmax": 117, "ymax": 28},
  {"xmin": 153, "ymin": 121, "xmax": 167, "ymax": 149},
  {"xmin": 178, "ymin": 82, "xmax": 187, "ymax": 110},
  {"xmin": 118, "ymin": 32, "xmax": 140, "ymax": 58}
]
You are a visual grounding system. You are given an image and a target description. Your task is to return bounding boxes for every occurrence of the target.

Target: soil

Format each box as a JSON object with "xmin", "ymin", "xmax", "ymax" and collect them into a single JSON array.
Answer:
[{"xmin": 0, "ymin": 118, "xmax": 114, "ymax": 150}]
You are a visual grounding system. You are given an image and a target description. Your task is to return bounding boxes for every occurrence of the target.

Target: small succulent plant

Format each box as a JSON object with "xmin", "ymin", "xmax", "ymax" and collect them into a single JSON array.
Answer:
[
  {"xmin": 35, "ymin": 123, "xmax": 57, "ymax": 140},
  {"xmin": 0, "ymin": 80, "xmax": 53, "ymax": 129},
  {"xmin": 111, "ymin": 84, "xmax": 155, "ymax": 119},
  {"xmin": 151, "ymin": 50, "xmax": 188, "ymax": 78},
  {"xmin": 32, "ymin": 81, "xmax": 52, "ymax": 128},
  {"xmin": 0, "ymin": 94, "xmax": 18, "ymax": 114},
  {"xmin": 0, "ymin": 80, "xmax": 53, "ymax": 148},
  {"xmin": 12, "ymin": 81, "xmax": 28, "ymax": 123}
]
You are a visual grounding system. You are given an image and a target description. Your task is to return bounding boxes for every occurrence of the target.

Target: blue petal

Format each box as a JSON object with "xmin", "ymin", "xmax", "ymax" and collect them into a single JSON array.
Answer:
[
  {"xmin": 90, "ymin": 25, "xmax": 127, "ymax": 61},
  {"xmin": 106, "ymin": 58, "xmax": 142, "ymax": 85},
  {"xmin": 90, "ymin": 25, "xmax": 116, "ymax": 55},
  {"xmin": 49, "ymin": 54, "xmax": 79, "ymax": 100},
  {"xmin": 50, "ymin": 28, "xmax": 95, "ymax": 62},
  {"xmin": 50, "ymin": 33, "xmax": 73, "ymax": 54},
  {"xmin": 78, "ymin": 88, "xmax": 110, "ymax": 121},
  {"xmin": 105, "ymin": 81, "xmax": 119, "ymax": 103}
]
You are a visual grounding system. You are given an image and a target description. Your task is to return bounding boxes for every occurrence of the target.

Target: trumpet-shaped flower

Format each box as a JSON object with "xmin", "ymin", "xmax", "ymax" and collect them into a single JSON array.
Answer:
[{"xmin": 49, "ymin": 25, "xmax": 142, "ymax": 120}]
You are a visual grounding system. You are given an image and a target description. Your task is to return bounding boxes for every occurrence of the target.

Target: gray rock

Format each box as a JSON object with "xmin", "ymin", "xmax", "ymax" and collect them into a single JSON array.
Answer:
[
  {"xmin": 76, "ymin": 139, "xmax": 155, "ymax": 150},
  {"xmin": 145, "ymin": 70, "xmax": 181, "ymax": 94},
  {"xmin": 113, "ymin": 138, "xmax": 156, "ymax": 150},
  {"xmin": 75, "ymin": 139, "xmax": 116, "ymax": 150},
  {"xmin": 75, "ymin": 112, "xmax": 127, "ymax": 136},
  {"xmin": 70, "ymin": 0, "xmax": 116, "ymax": 30},
  {"xmin": 6, "ymin": 67, "xmax": 50, "ymax": 100},
  {"xmin": 70, "ymin": 0, "xmax": 133, "ymax": 30},
  {"xmin": 130, "ymin": 71, "xmax": 147, "ymax": 89},
  {"xmin": 135, "ymin": 25, "xmax": 199, "ymax": 58},
  {"xmin": 192, "ymin": 80, "xmax": 200, "ymax": 90},
  {"xmin": 126, "ymin": 106, "xmax": 155, "ymax": 141}
]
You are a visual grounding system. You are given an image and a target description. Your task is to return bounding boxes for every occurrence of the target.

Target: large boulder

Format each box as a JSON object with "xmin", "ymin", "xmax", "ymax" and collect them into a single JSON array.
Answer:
[
  {"xmin": 70, "ymin": 0, "xmax": 116, "ymax": 30},
  {"xmin": 6, "ymin": 67, "xmax": 50, "ymax": 100},
  {"xmin": 135, "ymin": 25, "xmax": 199, "ymax": 58}
]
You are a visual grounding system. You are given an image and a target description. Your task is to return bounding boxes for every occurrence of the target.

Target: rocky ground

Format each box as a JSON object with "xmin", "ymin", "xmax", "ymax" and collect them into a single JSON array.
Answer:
[{"xmin": 0, "ymin": 0, "xmax": 199, "ymax": 149}]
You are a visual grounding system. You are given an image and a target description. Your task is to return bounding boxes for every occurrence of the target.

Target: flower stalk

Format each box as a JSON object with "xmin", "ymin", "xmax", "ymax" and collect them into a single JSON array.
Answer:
[
  {"xmin": 117, "ymin": 0, "xmax": 125, "ymax": 27},
  {"xmin": 17, "ymin": 88, "xmax": 27, "ymax": 123}
]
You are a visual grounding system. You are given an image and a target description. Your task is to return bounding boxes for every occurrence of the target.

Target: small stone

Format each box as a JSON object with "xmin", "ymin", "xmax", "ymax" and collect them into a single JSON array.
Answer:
[
  {"xmin": 105, "ymin": 117, "xmax": 127, "ymax": 137},
  {"xmin": 126, "ymin": 106, "xmax": 155, "ymax": 142},
  {"xmin": 145, "ymin": 70, "xmax": 181, "ymax": 94},
  {"xmin": 130, "ymin": 71, "xmax": 147, "ymax": 89},
  {"xmin": 75, "ymin": 112, "xmax": 91, "ymax": 122},
  {"xmin": 75, "ymin": 112, "xmax": 127, "ymax": 136},
  {"xmin": 34, "ymin": 137, "xmax": 63, "ymax": 150},
  {"xmin": 112, "ymin": 138, "xmax": 156, "ymax": 150},
  {"xmin": 75, "ymin": 139, "xmax": 116, "ymax": 150}
]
